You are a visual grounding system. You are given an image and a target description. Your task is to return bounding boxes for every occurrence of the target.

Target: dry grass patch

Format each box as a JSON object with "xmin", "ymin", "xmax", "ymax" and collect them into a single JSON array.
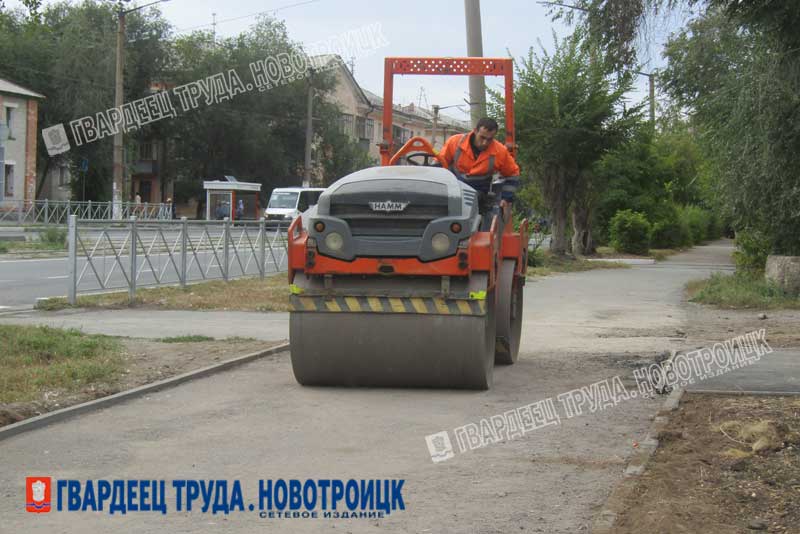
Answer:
[{"xmin": 37, "ymin": 275, "xmax": 290, "ymax": 312}]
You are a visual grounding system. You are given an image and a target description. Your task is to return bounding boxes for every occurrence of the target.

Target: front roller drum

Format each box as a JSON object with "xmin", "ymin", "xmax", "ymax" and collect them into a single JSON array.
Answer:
[
  {"xmin": 495, "ymin": 259, "xmax": 523, "ymax": 364},
  {"xmin": 290, "ymin": 292, "xmax": 496, "ymax": 389}
]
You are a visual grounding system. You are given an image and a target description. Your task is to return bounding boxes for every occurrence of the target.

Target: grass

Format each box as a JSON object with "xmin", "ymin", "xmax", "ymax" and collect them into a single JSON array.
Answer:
[
  {"xmin": 0, "ymin": 325, "xmax": 123, "ymax": 403},
  {"xmin": 0, "ymin": 228, "xmax": 67, "ymax": 255},
  {"xmin": 687, "ymin": 272, "xmax": 800, "ymax": 309},
  {"xmin": 527, "ymin": 249, "xmax": 630, "ymax": 277},
  {"xmin": 0, "ymin": 240, "xmax": 67, "ymax": 254},
  {"xmin": 37, "ymin": 275, "xmax": 290, "ymax": 313}
]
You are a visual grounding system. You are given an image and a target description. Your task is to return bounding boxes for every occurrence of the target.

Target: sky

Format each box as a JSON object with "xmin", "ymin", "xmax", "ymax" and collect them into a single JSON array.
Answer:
[{"xmin": 7, "ymin": 0, "xmax": 683, "ymax": 121}]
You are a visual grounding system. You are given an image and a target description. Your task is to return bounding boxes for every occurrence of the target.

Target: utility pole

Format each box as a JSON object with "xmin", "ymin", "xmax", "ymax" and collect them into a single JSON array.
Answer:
[
  {"xmin": 634, "ymin": 70, "xmax": 656, "ymax": 125},
  {"xmin": 212, "ymin": 12, "xmax": 217, "ymax": 46},
  {"xmin": 431, "ymin": 105, "xmax": 439, "ymax": 148},
  {"xmin": 113, "ymin": 7, "xmax": 125, "ymax": 219},
  {"xmin": 113, "ymin": 0, "xmax": 170, "ymax": 219},
  {"xmin": 303, "ymin": 77, "xmax": 314, "ymax": 188},
  {"xmin": 0, "ymin": 124, "xmax": 7, "ymax": 202},
  {"xmin": 464, "ymin": 0, "xmax": 486, "ymax": 128}
]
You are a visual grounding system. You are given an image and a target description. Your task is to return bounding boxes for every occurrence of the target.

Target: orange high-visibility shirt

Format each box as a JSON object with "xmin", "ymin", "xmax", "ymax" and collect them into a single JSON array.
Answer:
[{"xmin": 437, "ymin": 132, "xmax": 520, "ymax": 177}]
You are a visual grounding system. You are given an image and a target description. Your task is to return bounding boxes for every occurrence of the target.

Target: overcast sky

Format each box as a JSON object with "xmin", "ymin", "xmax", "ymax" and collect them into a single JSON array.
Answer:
[{"xmin": 8, "ymin": 0, "xmax": 679, "ymax": 120}]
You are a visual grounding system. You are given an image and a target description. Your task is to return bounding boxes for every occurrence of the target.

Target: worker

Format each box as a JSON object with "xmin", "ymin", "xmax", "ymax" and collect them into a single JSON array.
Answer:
[{"xmin": 436, "ymin": 117, "xmax": 520, "ymax": 204}]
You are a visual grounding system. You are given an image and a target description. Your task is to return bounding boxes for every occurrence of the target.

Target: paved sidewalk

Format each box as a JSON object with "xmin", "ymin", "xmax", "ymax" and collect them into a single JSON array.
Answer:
[
  {"xmin": 687, "ymin": 349, "xmax": 800, "ymax": 394},
  {"xmin": 0, "ymin": 308, "xmax": 289, "ymax": 342}
]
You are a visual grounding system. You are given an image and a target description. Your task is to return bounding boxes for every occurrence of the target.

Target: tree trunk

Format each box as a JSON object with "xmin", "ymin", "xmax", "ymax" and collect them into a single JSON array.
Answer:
[
  {"xmin": 542, "ymin": 165, "xmax": 572, "ymax": 256},
  {"xmin": 35, "ymin": 156, "xmax": 52, "ymax": 200},
  {"xmin": 571, "ymin": 200, "xmax": 595, "ymax": 256},
  {"xmin": 549, "ymin": 197, "xmax": 569, "ymax": 256},
  {"xmin": 570, "ymin": 169, "xmax": 596, "ymax": 257}
]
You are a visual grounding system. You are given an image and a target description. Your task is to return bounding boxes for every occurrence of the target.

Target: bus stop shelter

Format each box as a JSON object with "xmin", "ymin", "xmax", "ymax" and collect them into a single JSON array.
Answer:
[{"xmin": 203, "ymin": 176, "xmax": 261, "ymax": 221}]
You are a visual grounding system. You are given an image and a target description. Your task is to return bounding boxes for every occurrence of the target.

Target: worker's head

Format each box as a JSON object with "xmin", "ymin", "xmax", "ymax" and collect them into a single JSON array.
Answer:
[{"xmin": 472, "ymin": 117, "xmax": 499, "ymax": 152}]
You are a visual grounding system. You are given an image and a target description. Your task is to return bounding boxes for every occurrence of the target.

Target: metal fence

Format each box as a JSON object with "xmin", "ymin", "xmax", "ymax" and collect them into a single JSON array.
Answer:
[
  {"xmin": 0, "ymin": 199, "xmax": 172, "ymax": 225},
  {"xmin": 66, "ymin": 215, "xmax": 290, "ymax": 304}
]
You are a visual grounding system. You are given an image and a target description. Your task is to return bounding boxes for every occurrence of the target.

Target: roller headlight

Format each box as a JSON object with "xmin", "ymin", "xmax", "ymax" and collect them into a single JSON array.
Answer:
[
  {"xmin": 431, "ymin": 232, "xmax": 450, "ymax": 254},
  {"xmin": 324, "ymin": 232, "xmax": 344, "ymax": 251}
]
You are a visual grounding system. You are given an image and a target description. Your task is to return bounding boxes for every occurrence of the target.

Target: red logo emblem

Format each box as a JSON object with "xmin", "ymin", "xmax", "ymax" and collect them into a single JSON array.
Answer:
[{"xmin": 26, "ymin": 477, "xmax": 51, "ymax": 513}]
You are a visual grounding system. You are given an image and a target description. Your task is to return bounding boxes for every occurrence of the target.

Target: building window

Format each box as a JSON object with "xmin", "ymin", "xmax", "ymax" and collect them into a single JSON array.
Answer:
[
  {"xmin": 4, "ymin": 165, "xmax": 13, "ymax": 197},
  {"xmin": 392, "ymin": 125, "xmax": 411, "ymax": 144},
  {"xmin": 5, "ymin": 107, "xmax": 13, "ymax": 139},
  {"xmin": 138, "ymin": 141, "xmax": 156, "ymax": 161},
  {"xmin": 356, "ymin": 117, "xmax": 374, "ymax": 141},
  {"xmin": 338, "ymin": 114, "xmax": 354, "ymax": 137}
]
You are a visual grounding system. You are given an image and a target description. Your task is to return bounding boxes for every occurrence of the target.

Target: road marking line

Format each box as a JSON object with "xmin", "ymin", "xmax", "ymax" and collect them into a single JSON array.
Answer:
[{"xmin": 47, "ymin": 275, "xmax": 69, "ymax": 279}]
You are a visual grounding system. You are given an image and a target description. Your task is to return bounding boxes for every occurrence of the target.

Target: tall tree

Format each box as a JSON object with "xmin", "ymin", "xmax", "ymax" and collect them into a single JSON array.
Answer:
[
  {"xmin": 0, "ymin": 0, "xmax": 171, "ymax": 200},
  {"xmin": 661, "ymin": 7, "xmax": 800, "ymax": 255},
  {"xmin": 503, "ymin": 31, "xmax": 637, "ymax": 255}
]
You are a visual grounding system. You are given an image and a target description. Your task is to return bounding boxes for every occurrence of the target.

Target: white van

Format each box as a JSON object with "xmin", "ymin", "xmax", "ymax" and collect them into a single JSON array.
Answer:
[{"xmin": 264, "ymin": 187, "xmax": 325, "ymax": 221}]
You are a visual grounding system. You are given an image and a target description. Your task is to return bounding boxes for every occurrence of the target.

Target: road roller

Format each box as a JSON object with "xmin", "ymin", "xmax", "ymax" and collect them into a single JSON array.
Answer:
[{"xmin": 286, "ymin": 57, "xmax": 528, "ymax": 389}]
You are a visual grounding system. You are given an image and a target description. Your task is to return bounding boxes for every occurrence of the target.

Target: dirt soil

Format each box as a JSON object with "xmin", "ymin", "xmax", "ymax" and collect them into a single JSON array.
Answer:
[
  {"xmin": 615, "ymin": 394, "xmax": 800, "ymax": 534},
  {"xmin": 0, "ymin": 338, "xmax": 278, "ymax": 427},
  {"xmin": 684, "ymin": 302, "xmax": 800, "ymax": 349}
]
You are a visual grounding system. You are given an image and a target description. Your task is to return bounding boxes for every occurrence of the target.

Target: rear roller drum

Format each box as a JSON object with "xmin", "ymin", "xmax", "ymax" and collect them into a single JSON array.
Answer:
[
  {"xmin": 290, "ymin": 290, "xmax": 496, "ymax": 389},
  {"xmin": 495, "ymin": 259, "xmax": 523, "ymax": 364}
]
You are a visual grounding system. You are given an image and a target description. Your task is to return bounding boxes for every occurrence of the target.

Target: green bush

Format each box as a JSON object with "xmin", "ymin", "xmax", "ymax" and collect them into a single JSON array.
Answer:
[
  {"xmin": 706, "ymin": 211, "xmax": 723, "ymax": 241},
  {"xmin": 40, "ymin": 227, "xmax": 67, "ymax": 246},
  {"xmin": 649, "ymin": 203, "xmax": 691, "ymax": 249},
  {"xmin": 733, "ymin": 229, "xmax": 772, "ymax": 273},
  {"xmin": 610, "ymin": 209, "xmax": 651, "ymax": 255},
  {"xmin": 0, "ymin": 241, "xmax": 9, "ymax": 253},
  {"xmin": 678, "ymin": 205, "xmax": 710, "ymax": 244},
  {"xmin": 650, "ymin": 219, "xmax": 689, "ymax": 249}
]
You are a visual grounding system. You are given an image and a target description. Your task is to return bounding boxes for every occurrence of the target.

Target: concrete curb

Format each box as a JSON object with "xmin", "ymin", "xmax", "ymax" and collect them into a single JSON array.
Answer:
[
  {"xmin": 0, "ymin": 342, "xmax": 290, "ymax": 442},
  {"xmin": 590, "ymin": 387, "xmax": 685, "ymax": 534}
]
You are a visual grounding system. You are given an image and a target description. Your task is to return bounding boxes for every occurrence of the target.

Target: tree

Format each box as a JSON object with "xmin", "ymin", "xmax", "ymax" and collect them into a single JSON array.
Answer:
[
  {"xmin": 501, "ymin": 31, "xmax": 637, "ymax": 255},
  {"xmin": 0, "ymin": 0, "xmax": 171, "ymax": 200},
  {"xmin": 661, "ymin": 8, "xmax": 800, "ymax": 255},
  {"xmin": 1, "ymin": 5, "xmax": 369, "ymax": 206}
]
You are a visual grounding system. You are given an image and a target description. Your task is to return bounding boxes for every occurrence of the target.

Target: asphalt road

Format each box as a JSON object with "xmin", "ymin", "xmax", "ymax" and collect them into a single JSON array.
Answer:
[
  {"xmin": 0, "ymin": 228, "xmax": 288, "ymax": 309},
  {"xmin": 0, "ymin": 241, "xmax": 740, "ymax": 533}
]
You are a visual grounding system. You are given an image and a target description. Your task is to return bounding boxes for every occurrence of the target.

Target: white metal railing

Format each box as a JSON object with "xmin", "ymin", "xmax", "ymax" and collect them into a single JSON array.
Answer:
[
  {"xmin": 66, "ymin": 215, "xmax": 290, "ymax": 304},
  {"xmin": 0, "ymin": 199, "xmax": 172, "ymax": 225}
]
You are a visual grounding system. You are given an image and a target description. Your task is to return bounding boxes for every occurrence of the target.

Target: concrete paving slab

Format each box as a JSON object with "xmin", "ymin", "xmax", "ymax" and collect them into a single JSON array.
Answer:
[{"xmin": 687, "ymin": 349, "xmax": 800, "ymax": 394}]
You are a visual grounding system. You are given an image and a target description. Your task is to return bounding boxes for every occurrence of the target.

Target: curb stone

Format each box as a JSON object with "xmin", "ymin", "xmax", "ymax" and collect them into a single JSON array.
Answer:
[
  {"xmin": 590, "ymin": 387, "xmax": 685, "ymax": 534},
  {"xmin": 0, "ymin": 342, "xmax": 290, "ymax": 442}
]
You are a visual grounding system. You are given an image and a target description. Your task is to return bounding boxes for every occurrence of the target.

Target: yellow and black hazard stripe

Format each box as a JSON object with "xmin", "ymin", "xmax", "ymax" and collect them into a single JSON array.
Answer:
[{"xmin": 289, "ymin": 294, "xmax": 487, "ymax": 316}]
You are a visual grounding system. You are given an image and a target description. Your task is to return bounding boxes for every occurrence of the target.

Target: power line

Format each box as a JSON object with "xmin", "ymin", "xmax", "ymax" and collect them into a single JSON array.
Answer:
[{"xmin": 173, "ymin": 0, "xmax": 321, "ymax": 35}]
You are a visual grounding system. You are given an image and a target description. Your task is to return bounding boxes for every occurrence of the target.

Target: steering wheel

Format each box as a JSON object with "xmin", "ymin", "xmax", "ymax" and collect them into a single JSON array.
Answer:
[{"xmin": 405, "ymin": 152, "xmax": 442, "ymax": 167}]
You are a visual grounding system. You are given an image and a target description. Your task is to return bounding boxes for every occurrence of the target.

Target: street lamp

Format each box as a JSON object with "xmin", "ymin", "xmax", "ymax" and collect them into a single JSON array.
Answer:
[
  {"xmin": 113, "ymin": 0, "xmax": 170, "ymax": 219},
  {"xmin": 430, "ymin": 102, "xmax": 473, "ymax": 147}
]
